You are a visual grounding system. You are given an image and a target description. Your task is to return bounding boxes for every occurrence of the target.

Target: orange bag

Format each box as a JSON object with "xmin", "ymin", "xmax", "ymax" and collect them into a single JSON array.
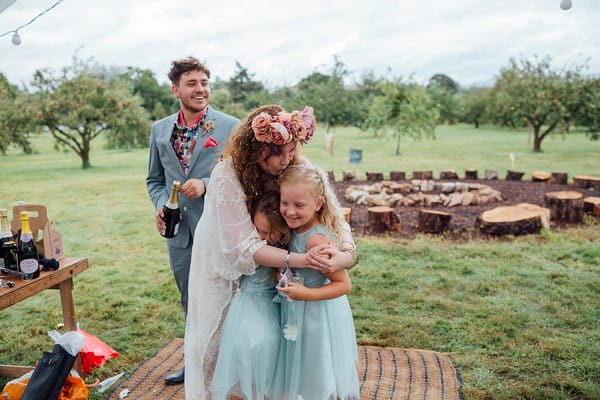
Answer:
[{"xmin": 1, "ymin": 373, "xmax": 88, "ymax": 400}]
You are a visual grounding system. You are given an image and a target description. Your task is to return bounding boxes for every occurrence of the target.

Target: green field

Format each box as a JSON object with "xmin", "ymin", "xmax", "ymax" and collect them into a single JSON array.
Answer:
[{"xmin": 0, "ymin": 125, "xmax": 598, "ymax": 399}]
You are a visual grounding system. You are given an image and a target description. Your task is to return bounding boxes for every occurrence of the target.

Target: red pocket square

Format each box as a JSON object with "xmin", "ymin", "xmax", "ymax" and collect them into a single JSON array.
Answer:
[{"xmin": 203, "ymin": 136, "xmax": 219, "ymax": 148}]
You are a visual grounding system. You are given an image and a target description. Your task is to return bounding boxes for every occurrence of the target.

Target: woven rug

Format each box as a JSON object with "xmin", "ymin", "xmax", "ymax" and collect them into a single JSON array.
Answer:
[{"xmin": 106, "ymin": 339, "xmax": 462, "ymax": 400}]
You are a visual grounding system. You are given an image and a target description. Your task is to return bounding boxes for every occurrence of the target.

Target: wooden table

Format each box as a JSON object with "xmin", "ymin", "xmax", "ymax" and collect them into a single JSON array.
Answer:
[{"xmin": 0, "ymin": 257, "xmax": 88, "ymax": 378}]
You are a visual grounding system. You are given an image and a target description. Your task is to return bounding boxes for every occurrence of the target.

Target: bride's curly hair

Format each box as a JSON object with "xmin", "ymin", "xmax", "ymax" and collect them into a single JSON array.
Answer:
[{"xmin": 222, "ymin": 104, "xmax": 301, "ymax": 212}]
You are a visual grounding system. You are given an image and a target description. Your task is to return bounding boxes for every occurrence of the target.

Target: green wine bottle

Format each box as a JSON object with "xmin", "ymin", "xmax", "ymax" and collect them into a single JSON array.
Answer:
[{"xmin": 17, "ymin": 211, "xmax": 40, "ymax": 280}]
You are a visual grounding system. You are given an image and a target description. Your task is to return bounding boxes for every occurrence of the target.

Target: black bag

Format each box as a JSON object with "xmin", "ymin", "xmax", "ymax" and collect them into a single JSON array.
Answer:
[{"xmin": 21, "ymin": 344, "xmax": 77, "ymax": 400}]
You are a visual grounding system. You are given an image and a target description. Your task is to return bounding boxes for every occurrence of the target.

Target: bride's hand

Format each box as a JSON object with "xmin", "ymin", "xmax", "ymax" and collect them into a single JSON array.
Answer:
[{"xmin": 305, "ymin": 244, "xmax": 348, "ymax": 273}]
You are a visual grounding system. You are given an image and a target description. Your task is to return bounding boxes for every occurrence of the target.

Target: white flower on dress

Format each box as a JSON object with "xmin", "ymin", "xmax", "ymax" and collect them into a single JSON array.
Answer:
[{"xmin": 283, "ymin": 323, "xmax": 298, "ymax": 341}]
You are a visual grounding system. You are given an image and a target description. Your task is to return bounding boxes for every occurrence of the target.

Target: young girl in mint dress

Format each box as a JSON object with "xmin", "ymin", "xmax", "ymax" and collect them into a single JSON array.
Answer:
[
  {"xmin": 211, "ymin": 192, "xmax": 290, "ymax": 400},
  {"xmin": 274, "ymin": 164, "xmax": 360, "ymax": 400}
]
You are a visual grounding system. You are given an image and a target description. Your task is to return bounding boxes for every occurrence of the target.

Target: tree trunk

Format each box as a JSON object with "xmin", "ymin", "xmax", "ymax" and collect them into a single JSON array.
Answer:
[
  {"xmin": 533, "ymin": 126, "xmax": 542, "ymax": 152},
  {"xmin": 366, "ymin": 172, "xmax": 384, "ymax": 182},
  {"xmin": 465, "ymin": 169, "xmax": 478, "ymax": 180},
  {"xmin": 390, "ymin": 171, "xmax": 406, "ymax": 181},
  {"xmin": 474, "ymin": 120, "xmax": 479, "ymax": 129},
  {"xmin": 367, "ymin": 206, "xmax": 401, "ymax": 233},
  {"xmin": 417, "ymin": 210, "xmax": 452, "ymax": 233},
  {"xmin": 477, "ymin": 205, "xmax": 545, "ymax": 236},
  {"xmin": 395, "ymin": 135, "xmax": 401, "ymax": 156},
  {"xmin": 544, "ymin": 191, "xmax": 584, "ymax": 223}
]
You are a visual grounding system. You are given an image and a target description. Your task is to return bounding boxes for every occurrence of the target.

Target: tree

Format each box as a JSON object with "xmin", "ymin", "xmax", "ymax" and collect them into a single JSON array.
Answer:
[
  {"xmin": 427, "ymin": 74, "xmax": 460, "ymax": 124},
  {"xmin": 295, "ymin": 56, "xmax": 361, "ymax": 130},
  {"xmin": 227, "ymin": 61, "xmax": 265, "ymax": 109},
  {"xmin": 0, "ymin": 73, "xmax": 35, "ymax": 154},
  {"xmin": 460, "ymin": 87, "xmax": 491, "ymax": 128},
  {"xmin": 366, "ymin": 80, "xmax": 439, "ymax": 155},
  {"xmin": 32, "ymin": 70, "xmax": 149, "ymax": 168},
  {"xmin": 118, "ymin": 67, "xmax": 177, "ymax": 120},
  {"xmin": 491, "ymin": 56, "xmax": 593, "ymax": 152}
]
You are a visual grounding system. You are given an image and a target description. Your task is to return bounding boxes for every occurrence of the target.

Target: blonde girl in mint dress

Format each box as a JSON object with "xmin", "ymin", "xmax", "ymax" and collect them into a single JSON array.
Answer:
[{"xmin": 274, "ymin": 165, "xmax": 360, "ymax": 400}]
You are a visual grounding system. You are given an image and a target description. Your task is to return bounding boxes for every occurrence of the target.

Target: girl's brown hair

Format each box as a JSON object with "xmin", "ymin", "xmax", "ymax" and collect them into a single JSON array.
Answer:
[
  {"xmin": 222, "ymin": 104, "xmax": 301, "ymax": 212},
  {"xmin": 252, "ymin": 191, "xmax": 290, "ymax": 248}
]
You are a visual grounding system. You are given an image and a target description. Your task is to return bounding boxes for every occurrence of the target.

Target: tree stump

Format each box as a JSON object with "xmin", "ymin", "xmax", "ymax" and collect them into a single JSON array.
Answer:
[
  {"xmin": 343, "ymin": 171, "xmax": 356, "ymax": 181},
  {"xmin": 412, "ymin": 171, "xmax": 433, "ymax": 180},
  {"xmin": 439, "ymin": 170, "xmax": 458, "ymax": 180},
  {"xmin": 327, "ymin": 171, "xmax": 335, "ymax": 182},
  {"xmin": 551, "ymin": 172, "xmax": 568, "ymax": 185},
  {"xmin": 390, "ymin": 171, "xmax": 406, "ymax": 181},
  {"xmin": 341, "ymin": 207, "xmax": 352, "ymax": 224},
  {"xmin": 366, "ymin": 172, "xmax": 384, "ymax": 182},
  {"xmin": 485, "ymin": 169, "xmax": 498, "ymax": 180},
  {"xmin": 477, "ymin": 205, "xmax": 545, "ymax": 236},
  {"xmin": 573, "ymin": 176, "xmax": 600, "ymax": 191},
  {"xmin": 464, "ymin": 169, "xmax": 478, "ymax": 180},
  {"xmin": 583, "ymin": 196, "xmax": 600, "ymax": 215},
  {"xmin": 367, "ymin": 206, "xmax": 401, "ymax": 233},
  {"xmin": 506, "ymin": 170, "xmax": 525, "ymax": 181},
  {"xmin": 417, "ymin": 210, "xmax": 451, "ymax": 233},
  {"xmin": 515, "ymin": 203, "xmax": 551, "ymax": 229},
  {"xmin": 532, "ymin": 171, "xmax": 552, "ymax": 182},
  {"xmin": 544, "ymin": 191, "xmax": 584, "ymax": 223}
]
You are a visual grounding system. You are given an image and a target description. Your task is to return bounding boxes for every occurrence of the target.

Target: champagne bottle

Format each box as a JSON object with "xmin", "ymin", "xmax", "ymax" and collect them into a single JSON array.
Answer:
[
  {"xmin": 0, "ymin": 208, "xmax": 17, "ymax": 271},
  {"xmin": 17, "ymin": 211, "xmax": 40, "ymax": 280},
  {"xmin": 161, "ymin": 180, "xmax": 181, "ymax": 238}
]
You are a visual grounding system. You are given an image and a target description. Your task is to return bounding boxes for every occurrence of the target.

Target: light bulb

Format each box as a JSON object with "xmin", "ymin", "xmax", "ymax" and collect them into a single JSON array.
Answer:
[
  {"xmin": 11, "ymin": 31, "xmax": 21, "ymax": 45},
  {"xmin": 560, "ymin": 0, "xmax": 572, "ymax": 10}
]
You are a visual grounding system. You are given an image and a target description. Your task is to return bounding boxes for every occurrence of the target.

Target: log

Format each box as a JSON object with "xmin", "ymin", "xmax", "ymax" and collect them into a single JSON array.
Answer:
[
  {"xmin": 412, "ymin": 170, "xmax": 433, "ymax": 180},
  {"xmin": 390, "ymin": 171, "xmax": 406, "ymax": 181},
  {"xmin": 439, "ymin": 170, "xmax": 459, "ymax": 180},
  {"xmin": 551, "ymin": 172, "xmax": 568, "ymax": 185},
  {"xmin": 341, "ymin": 207, "xmax": 352, "ymax": 224},
  {"xmin": 366, "ymin": 172, "xmax": 384, "ymax": 182},
  {"xmin": 485, "ymin": 169, "xmax": 498, "ymax": 180},
  {"xmin": 367, "ymin": 206, "xmax": 401, "ymax": 233},
  {"xmin": 506, "ymin": 170, "xmax": 525, "ymax": 181},
  {"xmin": 544, "ymin": 190, "xmax": 584, "ymax": 223},
  {"xmin": 477, "ymin": 205, "xmax": 544, "ymax": 236},
  {"xmin": 327, "ymin": 171, "xmax": 335, "ymax": 183},
  {"xmin": 532, "ymin": 171, "xmax": 552, "ymax": 182},
  {"xmin": 583, "ymin": 196, "xmax": 600, "ymax": 215},
  {"xmin": 515, "ymin": 203, "xmax": 551, "ymax": 229},
  {"xmin": 417, "ymin": 210, "xmax": 451, "ymax": 233},
  {"xmin": 464, "ymin": 169, "xmax": 478, "ymax": 180},
  {"xmin": 573, "ymin": 175, "xmax": 600, "ymax": 191},
  {"xmin": 342, "ymin": 171, "xmax": 356, "ymax": 181}
]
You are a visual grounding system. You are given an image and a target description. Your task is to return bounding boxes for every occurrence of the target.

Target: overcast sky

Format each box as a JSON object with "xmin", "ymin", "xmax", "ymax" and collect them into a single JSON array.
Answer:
[{"xmin": 1, "ymin": 0, "xmax": 599, "ymax": 90}]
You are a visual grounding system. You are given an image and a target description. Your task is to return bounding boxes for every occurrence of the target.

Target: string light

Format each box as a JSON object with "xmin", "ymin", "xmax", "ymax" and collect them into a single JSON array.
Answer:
[
  {"xmin": 0, "ymin": 0, "xmax": 63, "ymax": 46},
  {"xmin": 560, "ymin": 0, "xmax": 572, "ymax": 10}
]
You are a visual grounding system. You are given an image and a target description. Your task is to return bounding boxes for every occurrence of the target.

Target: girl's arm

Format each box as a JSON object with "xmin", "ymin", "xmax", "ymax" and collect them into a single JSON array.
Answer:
[{"xmin": 277, "ymin": 234, "xmax": 352, "ymax": 301}]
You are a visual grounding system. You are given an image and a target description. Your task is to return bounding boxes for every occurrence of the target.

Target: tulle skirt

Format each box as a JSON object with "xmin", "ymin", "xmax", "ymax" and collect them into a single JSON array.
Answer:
[{"xmin": 211, "ymin": 289, "xmax": 281, "ymax": 400}]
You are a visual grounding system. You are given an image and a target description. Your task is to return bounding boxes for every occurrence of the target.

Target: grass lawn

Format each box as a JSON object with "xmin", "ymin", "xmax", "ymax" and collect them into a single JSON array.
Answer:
[{"xmin": 0, "ymin": 124, "xmax": 598, "ymax": 399}]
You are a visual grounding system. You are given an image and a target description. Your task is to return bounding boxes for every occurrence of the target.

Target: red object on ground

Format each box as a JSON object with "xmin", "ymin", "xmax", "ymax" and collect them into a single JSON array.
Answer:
[{"xmin": 77, "ymin": 329, "xmax": 119, "ymax": 374}]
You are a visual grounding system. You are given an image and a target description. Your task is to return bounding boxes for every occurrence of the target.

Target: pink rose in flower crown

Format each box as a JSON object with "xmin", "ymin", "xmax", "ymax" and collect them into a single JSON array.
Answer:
[
  {"xmin": 270, "ymin": 122, "xmax": 291, "ymax": 145},
  {"xmin": 300, "ymin": 106, "xmax": 316, "ymax": 144},
  {"xmin": 252, "ymin": 112, "xmax": 273, "ymax": 143},
  {"xmin": 288, "ymin": 111, "xmax": 307, "ymax": 142}
]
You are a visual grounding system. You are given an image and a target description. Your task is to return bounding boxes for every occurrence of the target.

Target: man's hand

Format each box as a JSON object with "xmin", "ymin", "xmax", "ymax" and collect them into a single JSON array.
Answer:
[
  {"xmin": 155, "ymin": 208, "xmax": 166, "ymax": 235},
  {"xmin": 179, "ymin": 178, "xmax": 206, "ymax": 199}
]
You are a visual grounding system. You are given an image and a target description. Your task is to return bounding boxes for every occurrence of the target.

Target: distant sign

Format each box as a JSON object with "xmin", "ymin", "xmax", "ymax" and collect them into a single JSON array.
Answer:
[{"xmin": 349, "ymin": 149, "xmax": 362, "ymax": 164}]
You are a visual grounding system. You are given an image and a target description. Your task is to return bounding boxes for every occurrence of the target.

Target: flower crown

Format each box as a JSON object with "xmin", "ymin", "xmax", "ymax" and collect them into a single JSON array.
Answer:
[{"xmin": 251, "ymin": 106, "xmax": 316, "ymax": 145}]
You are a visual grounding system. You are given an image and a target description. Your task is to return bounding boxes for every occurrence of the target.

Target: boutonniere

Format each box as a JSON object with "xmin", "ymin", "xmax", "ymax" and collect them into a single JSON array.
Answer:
[{"xmin": 201, "ymin": 120, "xmax": 215, "ymax": 136}]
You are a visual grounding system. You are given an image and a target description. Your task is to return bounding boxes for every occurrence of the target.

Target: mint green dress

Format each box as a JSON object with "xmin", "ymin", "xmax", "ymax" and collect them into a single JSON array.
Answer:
[
  {"xmin": 273, "ymin": 224, "xmax": 360, "ymax": 400},
  {"xmin": 211, "ymin": 266, "xmax": 281, "ymax": 400}
]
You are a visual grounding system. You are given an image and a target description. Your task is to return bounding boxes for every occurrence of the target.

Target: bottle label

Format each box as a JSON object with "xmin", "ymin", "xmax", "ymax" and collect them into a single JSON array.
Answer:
[
  {"xmin": 20, "ymin": 233, "xmax": 33, "ymax": 243},
  {"xmin": 20, "ymin": 259, "xmax": 39, "ymax": 273}
]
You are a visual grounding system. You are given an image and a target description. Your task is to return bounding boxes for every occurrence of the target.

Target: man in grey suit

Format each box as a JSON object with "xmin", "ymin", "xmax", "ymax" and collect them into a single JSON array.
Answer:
[{"xmin": 146, "ymin": 57, "xmax": 239, "ymax": 385}]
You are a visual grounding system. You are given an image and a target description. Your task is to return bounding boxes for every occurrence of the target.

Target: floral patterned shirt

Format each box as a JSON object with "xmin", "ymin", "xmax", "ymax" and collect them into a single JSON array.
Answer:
[{"xmin": 171, "ymin": 108, "xmax": 208, "ymax": 175}]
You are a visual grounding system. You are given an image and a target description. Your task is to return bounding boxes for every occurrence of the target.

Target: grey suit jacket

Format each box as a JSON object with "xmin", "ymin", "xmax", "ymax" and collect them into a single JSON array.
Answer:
[{"xmin": 146, "ymin": 106, "xmax": 239, "ymax": 248}]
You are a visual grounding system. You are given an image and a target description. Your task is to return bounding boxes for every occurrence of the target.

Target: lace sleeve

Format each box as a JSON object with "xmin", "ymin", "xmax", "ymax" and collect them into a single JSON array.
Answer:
[{"xmin": 200, "ymin": 159, "xmax": 265, "ymax": 281}]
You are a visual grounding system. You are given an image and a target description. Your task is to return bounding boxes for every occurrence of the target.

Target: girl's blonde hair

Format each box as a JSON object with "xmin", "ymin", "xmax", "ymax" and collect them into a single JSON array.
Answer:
[{"xmin": 278, "ymin": 164, "xmax": 344, "ymax": 245}]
